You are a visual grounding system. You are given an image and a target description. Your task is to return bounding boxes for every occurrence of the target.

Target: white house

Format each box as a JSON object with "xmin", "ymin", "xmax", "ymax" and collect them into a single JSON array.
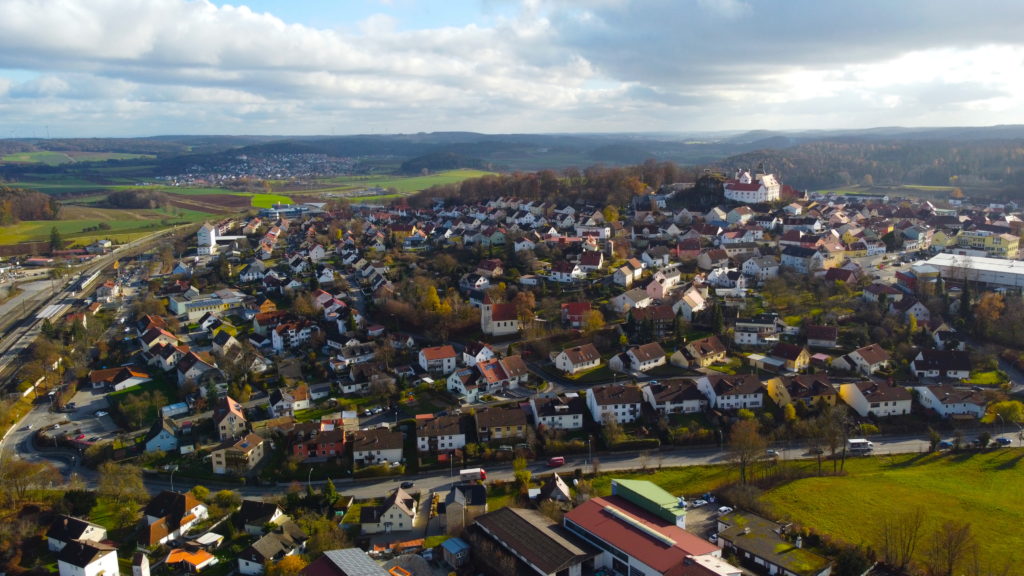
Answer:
[
  {"xmin": 833, "ymin": 343, "xmax": 891, "ymax": 376},
  {"xmin": 418, "ymin": 345, "xmax": 458, "ymax": 375},
  {"xmin": 914, "ymin": 385, "xmax": 987, "ymax": 419},
  {"xmin": 530, "ymin": 393, "xmax": 586, "ymax": 431},
  {"xmin": 697, "ymin": 374, "xmax": 764, "ymax": 410},
  {"xmin": 672, "ymin": 286, "xmax": 707, "ymax": 322},
  {"xmin": 47, "ymin": 516, "xmax": 107, "ymax": 553},
  {"xmin": 416, "ymin": 415, "xmax": 466, "ymax": 454},
  {"xmin": 587, "ymin": 383, "xmax": 644, "ymax": 424},
  {"xmin": 911, "ymin": 350, "xmax": 972, "ymax": 380},
  {"xmin": 360, "ymin": 488, "xmax": 418, "ymax": 535},
  {"xmin": 141, "ymin": 491, "xmax": 209, "ymax": 546},
  {"xmin": 642, "ymin": 379, "xmax": 707, "ymax": 415},
  {"xmin": 57, "ymin": 540, "xmax": 118, "ymax": 576},
  {"xmin": 143, "ymin": 418, "xmax": 179, "ymax": 453},
  {"xmin": 723, "ymin": 170, "xmax": 781, "ymax": 203},
  {"xmin": 554, "ymin": 344, "xmax": 601, "ymax": 374},
  {"xmin": 351, "ymin": 428, "xmax": 404, "ymax": 466},
  {"xmin": 625, "ymin": 342, "xmax": 667, "ymax": 372},
  {"xmin": 839, "ymin": 381, "xmax": 912, "ymax": 418}
]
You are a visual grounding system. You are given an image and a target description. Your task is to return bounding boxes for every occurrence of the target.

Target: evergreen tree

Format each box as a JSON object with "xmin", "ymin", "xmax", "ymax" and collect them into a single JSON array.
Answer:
[
  {"xmin": 49, "ymin": 226, "xmax": 63, "ymax": 251},
  {"xmin": 711, "ymin": 301, "xmax": 724, "ymax": 335}
]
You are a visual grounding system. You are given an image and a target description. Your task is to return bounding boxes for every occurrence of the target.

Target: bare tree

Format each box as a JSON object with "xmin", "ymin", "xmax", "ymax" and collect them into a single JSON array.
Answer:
[
  {"xmin": 924, "ymin": 520, "xmax": 975, "ymax": 576},
  {"xmin": 879, "ymin": 508, "xmax": 925, "ymax": 572},
  {"xmin": 728, "ymin": 420, "xmax": 767, "ymax": 485}
]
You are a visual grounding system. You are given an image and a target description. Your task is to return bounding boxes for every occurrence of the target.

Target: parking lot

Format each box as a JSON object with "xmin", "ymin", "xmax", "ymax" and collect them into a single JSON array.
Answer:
[{"xmin": 56, "ymin": 388, "xmax": 118, "ymax": 441}]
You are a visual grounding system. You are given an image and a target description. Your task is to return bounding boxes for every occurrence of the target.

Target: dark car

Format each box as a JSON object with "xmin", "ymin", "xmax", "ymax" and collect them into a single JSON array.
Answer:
[
  {"xmin": 995, "ymin": 437, "xmax": 1012, "ymax": 446},
  {"xmin": 400, "ymin": 481, "xmax": 415, "ymax": 489}
]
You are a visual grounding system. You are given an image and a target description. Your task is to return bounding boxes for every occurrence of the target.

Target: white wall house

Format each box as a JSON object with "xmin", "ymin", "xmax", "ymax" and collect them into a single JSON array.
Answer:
[
  {"xmin": 914, "ymin": 385, "xmax": 987, "ymax": 419},
  {"xmin": 57, "ymin": 541, "xmax": 118, "ymax": 576},
  {"xmin": 839, "ymin": 381, "xmax": 912, "ymax": 418}
]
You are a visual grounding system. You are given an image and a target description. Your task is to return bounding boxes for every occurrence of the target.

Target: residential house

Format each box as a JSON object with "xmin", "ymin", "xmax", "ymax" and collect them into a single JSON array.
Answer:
[
  {"xmin": 88, "ymin": 366, "xmax": 151, "ymax": 391},
  {"xmin": 891, "ymin": 297, "xmax": 931, "ymax": 325},
  {"xmin": 642, "ymin": 378, "xmax": 707, "ymax": 415},
  {"xmin": 587, "ymin": 383, "xmax": 644, "ymax": 425},
  {"xmin": 578, "ymin": 251, "xmax": 605, "ymax": 272},
  {"xmin": 350, "ymin": 428, "xmax": 404, "ymax": 466},
  {"xmin": 46, "ymin": 516, "xmax": 107, "ymax": 553},
  {"xmin": 699, "ymin": 374, "xmax": 764, "ymax": 410},
  {"xmin": 717, "ymin": 511, "xmax": 831, "ymax": 576},
  {"xmin": 561, "ymin": 302, "xmax": 592, "ymax": 328},
  {"xmin": 236, "ymin": 500, "xmax": 286, "ymax": 536},
  {"xmin": 765, "ymin": 374, "xmax": 837, "ymax": 410},
  {"xmin": 554, "ymin": 344, "xmax": 602, "ymax": 375},
  {"xmin": 300, "ymin": 549, "xmax": 389, "ymax": 576},
  {"xmin": 213, "ymin": 396, "xmax": 248, "ymax": 441},
  {"xmin": 238, "ymin": 521, "xmax": 308, "ymax": 575},
  {"xmin": 610, "ymin": 288, "xmax": 653, "ymax": 314},
  {"xmin": 416, "ymin": 415, "xmax": 466, "ymax": 454},
  {"xmin": 672, "ymin": 286, "xmax": 707, "ymax": 322},
  {"xmin": 839, "ymin": 381, "xmax": 912, "ymax": 418},
  {"xmin": 625, "ymin": 342, "xmax": 667, "ymax": 372},
  {"xmin": 686, "ymin": 335, "xmax": 728, "ymax": 368},
  {"xmin": 141, "ymin": 490, "xmax": 209, "ymax": 547},
  {"xmin": 444, "ymin": 483, "xmax": 488, "ymax": 535},
  {"xmin": 833, "ymin": 344, "xmax": 891, "ymax": 376},
  {"xmin": 291, "ymin": 426, "xmax": 346, "ymax": 463},
  {"xmin": 165, "ymin": 548, "xmax": 217, "ymax": 573},
  {"xmin": 550, "ymin": 260, "xmax": 585, "ymax": 282},
  {"xmin": 269, "ymin": 385, "xmax": 311, "ymax": 417},
  {"xmin": 630, "ymin": 304, "xmax": 676, "ymax": 339},
  {"xmin": 360, "ymin": 487, "xmax": 417, "ymax": 535},
  {"xmin": 769, "ymin": 342, "xmax": 811, "ymax": 373},
  {"xmin": 530, "ymin": 393, "xmax": 587, "ymax": 431},
  {"xmin": 732, "ymin": 314, "xmax": 782, "ymax": 347},
  {"xmin": 474, "ymin": 406, "xmax": 529, "ymax": 442},
  {"xmin": 462, "ymin": 341, "xmax": 496, "ymax": 367},
  {"xmin": 805, "ymin": 325, "xmax": 839, "ymax": 349},
  {"xmin": 646, "ymin": 267, "xmax": 683, "ymax": 300},
  {"xmin": 57, "ymin": 540, "xmax": 119, "ymax": 576},
  {"xmin": 211, "ymin": 433, "xmax": 266, "ymax": 476},
  {"xmin": 911, "ymin": 349, "xmax": 972, "ymax": 380},
  {"xmin": 914, "ymin": 385, "xmax": 987, "ymax": 419},
  {"xmin": 419, "ymin": 345, "xmax": 458, "ymax": 375},
  {"xmin": 143, "ymin": 418, "xmax": 180, "ymax": 453},
  {"xmin": 176, "ymin": 351, "xmax": 220, "ymax": 388}
]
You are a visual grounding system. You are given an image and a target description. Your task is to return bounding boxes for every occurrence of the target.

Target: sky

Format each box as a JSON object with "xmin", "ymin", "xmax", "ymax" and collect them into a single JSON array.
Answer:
[{"xmin": 3, "ymin": 0, "xmax": 1024, "ymax": 137}]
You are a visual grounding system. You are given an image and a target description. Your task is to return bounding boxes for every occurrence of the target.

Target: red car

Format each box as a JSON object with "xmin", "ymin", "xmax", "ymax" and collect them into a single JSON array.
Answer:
[{"xmin": 76, "ymin": 433, "xmax": 86, "ymax": 440}]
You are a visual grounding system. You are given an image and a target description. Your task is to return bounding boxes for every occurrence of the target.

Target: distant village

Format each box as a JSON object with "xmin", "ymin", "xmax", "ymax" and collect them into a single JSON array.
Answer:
[{"xmin": 26, "ymin": 167, "xmax": 1024, "ymax": 576}]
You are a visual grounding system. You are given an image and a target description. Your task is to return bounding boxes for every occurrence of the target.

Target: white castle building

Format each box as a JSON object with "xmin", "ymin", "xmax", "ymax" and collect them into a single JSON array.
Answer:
[{"xmin": 724, "ymin": 169, "xmax": 781, "ymax": 204}]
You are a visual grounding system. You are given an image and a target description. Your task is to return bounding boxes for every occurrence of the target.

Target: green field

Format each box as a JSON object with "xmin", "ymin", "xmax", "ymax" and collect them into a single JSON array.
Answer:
[
  {"xmin": 318, "ymin": 169, "xmax": 496, "ymax": 194},
  {"xmin": 249, "ymin": 193, "xmax": 293, "ymax": 208},
  {"xmin": 0, "ymin": 205, "xmax": 211, "ymax": 245},
  {"xmin": 762, "ymin": 449, "xmax": 1024, "ymax": 566},
  {"xmin": 1, "ymin": 151, "xmax": 154, "ymax": 165}
]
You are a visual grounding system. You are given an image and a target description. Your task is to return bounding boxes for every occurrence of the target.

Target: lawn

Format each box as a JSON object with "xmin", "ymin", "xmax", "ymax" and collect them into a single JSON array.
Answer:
[
  {"xmin": 249, "ymin": 193, "xmax": 293, "ymax": 208},
  {"xmin": 1, "ymin": 151, "xmax": 153, "ymax": 164},
  {"xmin": 965, "ymin": 370, "xmax": 1006, "ymax": 386},
  {"xmin": 761, "ymin": 449, "xmax": 1024, "ymax": 565}
]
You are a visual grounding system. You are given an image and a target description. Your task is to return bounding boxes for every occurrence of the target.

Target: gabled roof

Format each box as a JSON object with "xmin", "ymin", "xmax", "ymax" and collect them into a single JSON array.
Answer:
[
  {"xmin": 475, "ymin": 406, "xmax": 528, "ymax": 429},
  {"xmin": 57, "ymin": 539, "xmax": 116, "ymax": 568},
  {"xmin": 559, "ymin": 343, "xmax": 600, "ymax": 365},
  {"xmin": 853, "ymin": 343, "xmax": 891, "ymax": 365},
  {"xmin": 590, "ymin": 383, "xmax": 644, "ymax": 406},
  {"xmin": 46, "ymin": 515, "xmax": 103, "ymax": 543},
  {"xmin": 236, "ymin": 499, "xmax": 283, "ymax": 528},
  {"xmin": 629, "ymin": 342, "xmax": 666, "ymax": 362},
  {"xmin": 644, "ymin": 378, "xmax": 704, "ymax": 404},
  {"xmin": 144, "ymin": 418, "xmax": 179, "ymax": 443}
]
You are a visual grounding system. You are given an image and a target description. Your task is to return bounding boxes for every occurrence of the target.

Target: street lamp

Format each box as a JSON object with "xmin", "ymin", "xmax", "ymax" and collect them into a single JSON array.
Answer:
[
  {"xmin": 169, "ymin": 465, "xmax": 179, "ymax": 492},
  {"xmin": 587, "ymin": 436, "xmax": 592, "ymax": 468},
  {"xmin": 307, "ymin": 467, "xmax": 314, "ymax": 491}
]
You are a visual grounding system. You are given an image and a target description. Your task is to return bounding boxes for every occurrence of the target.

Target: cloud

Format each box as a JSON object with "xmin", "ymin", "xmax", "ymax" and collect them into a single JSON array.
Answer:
[{"xmin": 1, "ymin": 0, "xmax": 1023, "ymax": 135}]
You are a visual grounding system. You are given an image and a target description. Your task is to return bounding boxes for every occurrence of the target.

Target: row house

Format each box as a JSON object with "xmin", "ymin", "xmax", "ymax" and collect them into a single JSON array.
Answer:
[
  {"xmin": 765, "ymin": 374, "xmax": 837, "ymax": 409},
  {"xmin": 291, "ymin": 426, "xmax": 346, "ymax": 462}
]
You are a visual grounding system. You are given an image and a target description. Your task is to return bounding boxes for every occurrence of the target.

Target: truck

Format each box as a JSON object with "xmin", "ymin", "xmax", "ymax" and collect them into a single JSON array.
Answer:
[
  {"xmin": 848, "ymin": 438, "xmax": 874, "ymax": 453},
  {"xmin": 459, "ymin": 468, "xmax": 487, "ymax": 482}
]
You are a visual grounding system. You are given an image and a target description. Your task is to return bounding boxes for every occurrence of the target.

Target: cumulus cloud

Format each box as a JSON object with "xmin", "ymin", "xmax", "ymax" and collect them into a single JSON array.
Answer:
[{"xmin": 0, "ymin": 0, "xmax": 1023, "ymax": 135}]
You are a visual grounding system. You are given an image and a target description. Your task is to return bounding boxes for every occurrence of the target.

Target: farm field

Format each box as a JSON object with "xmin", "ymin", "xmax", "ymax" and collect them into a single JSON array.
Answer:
[
  {"xmin": 0, "ymin": 204, "xmax": 212, "ymax": 245},
  {"xmin": 1, "ymin": 151, "xmax": 153, "ymax": 165},
  {"xmin": 313, "ymin": 168, "xmax": 496, "ymax": 194}
]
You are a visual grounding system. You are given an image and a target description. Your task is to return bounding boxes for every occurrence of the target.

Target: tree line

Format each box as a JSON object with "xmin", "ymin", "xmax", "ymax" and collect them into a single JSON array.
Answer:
[{"xmin": 0, "ymin": 186, "xmax": 60, "ymax": 224}]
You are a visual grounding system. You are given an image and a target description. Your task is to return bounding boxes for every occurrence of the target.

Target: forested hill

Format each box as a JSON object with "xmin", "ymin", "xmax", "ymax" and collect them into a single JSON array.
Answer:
[{"xmin": 716, "ymin": 139, "xmax": 1024, "ymax": 194}]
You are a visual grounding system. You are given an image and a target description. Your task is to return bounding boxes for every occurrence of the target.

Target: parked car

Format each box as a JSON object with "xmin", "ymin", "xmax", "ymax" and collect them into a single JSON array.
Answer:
[
  {"xmin": 995, "ymin": 437, "xmax": 1012, "ymax": 446},
  {"xmin": 717, "ymin": 506, "xmax": 733, "ymax": 516},
  {"xmin": 937, "ymin": 440, "xmax": 954, "ymax": 450},
  {"xmin": 764, "ymin": 449, "xmax": 779, "ymax": 458},
  {"xmin": 400, "ymin": 481, "xmax": 415, "ymax": 489},
  {"xmin": 690, "ymin": 499, "xmax": 708, "ymax": 508},
  {"xmin": 94, "ymin": 410, "xmax": 108, "ymax": 417}
]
